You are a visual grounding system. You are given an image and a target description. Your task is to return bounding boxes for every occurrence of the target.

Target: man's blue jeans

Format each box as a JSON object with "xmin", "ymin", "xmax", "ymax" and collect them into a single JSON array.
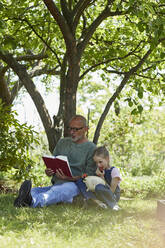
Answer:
[{"xmin": 30, "ymin": 182, "xmax": 80, "ymax": 208}]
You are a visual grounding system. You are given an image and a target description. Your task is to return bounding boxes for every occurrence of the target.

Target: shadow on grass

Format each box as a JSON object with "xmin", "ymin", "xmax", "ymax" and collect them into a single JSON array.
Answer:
[{"xmin": 0, "ymin": 193, "xmax": 159, "ymax": 238}]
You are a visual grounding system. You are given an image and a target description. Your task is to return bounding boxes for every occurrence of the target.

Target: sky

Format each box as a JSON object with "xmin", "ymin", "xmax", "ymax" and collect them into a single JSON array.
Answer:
[
  {"xmin": 13, "ymin": 72, "xmax": 165, "ymax": 132},
  {"xmin": 13, "ymin": 86, "xmax": 59, "ymax": 131},
  {"xmin": 13, "ymin": 73, "xmax": 99, "ymax": 131}
]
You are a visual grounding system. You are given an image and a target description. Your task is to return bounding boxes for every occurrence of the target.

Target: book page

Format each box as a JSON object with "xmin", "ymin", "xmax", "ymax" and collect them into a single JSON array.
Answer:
[
  {"xmin": 56, "ymin": 155, "xmax": 68, "ymax": 162},
  {"xmin": 43, "ymin": 155, "xmax": 55, "ymax": 159},
  {"xmin": 43, "ymin": 155, "xmax": 68, "ymax": 162}
]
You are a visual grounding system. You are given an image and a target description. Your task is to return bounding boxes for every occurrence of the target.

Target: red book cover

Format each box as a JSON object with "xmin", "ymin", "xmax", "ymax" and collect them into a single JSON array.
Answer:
[{"xmin": 42, "ymin": 155, "xmax": 73, "ymax": 177}]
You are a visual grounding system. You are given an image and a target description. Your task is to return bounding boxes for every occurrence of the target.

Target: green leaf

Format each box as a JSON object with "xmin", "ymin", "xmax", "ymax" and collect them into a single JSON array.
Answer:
[
  {"xmin": 160, "ymin": 52, "xmax": 165, "ymax": 59},
  {"xmin": 3, "ymin": 36, "xmax": 17, "ymax": 49},
  {"xmin": 137, "ymin": 22, "xmax": 145, "ymax": 32},
  {"xmin": 131, "ymin": 109, "xmax": 137, "ymax": 115},
  {"xmin": 128, "ymin": 99, "xmax": 133, "ymax": 107},
  {"xmin": 138, "ymin": 105, "xmax": 143, "ymax": 113},
  {"xmin": 138, "ymin": 90, "xmax": 143, "ymax": 99}
]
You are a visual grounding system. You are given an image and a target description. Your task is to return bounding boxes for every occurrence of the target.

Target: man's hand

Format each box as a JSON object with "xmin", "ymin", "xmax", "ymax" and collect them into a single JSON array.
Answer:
[
  {"xmin": 45, "ymin": 168, "xmax": 54, "ymax": 177},
  {"xmin": 56, "ymin": 169, "xmax": 80, "ymax": 181},
  {"xmin": 56, "ymin": 169, "xmax": 68, "ymax": 180}
]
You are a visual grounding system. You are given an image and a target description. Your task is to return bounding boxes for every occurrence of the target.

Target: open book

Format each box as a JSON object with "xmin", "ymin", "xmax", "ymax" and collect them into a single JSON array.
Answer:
[{"xmin": 42, "ymin": 155, "xmax": 73, "ymax": 177}]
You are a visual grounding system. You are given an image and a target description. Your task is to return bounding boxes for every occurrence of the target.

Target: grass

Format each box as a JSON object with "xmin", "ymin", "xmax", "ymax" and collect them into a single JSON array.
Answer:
[{"xmin": 0, "ymin": 193, "xmax": 164, "ymax": 248}]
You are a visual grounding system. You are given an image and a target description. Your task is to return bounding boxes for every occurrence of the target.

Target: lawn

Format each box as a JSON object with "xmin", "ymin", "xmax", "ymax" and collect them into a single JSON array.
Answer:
[{"xmin": 0, "ymin": 193, "xmax": 164, "ymax": 248}]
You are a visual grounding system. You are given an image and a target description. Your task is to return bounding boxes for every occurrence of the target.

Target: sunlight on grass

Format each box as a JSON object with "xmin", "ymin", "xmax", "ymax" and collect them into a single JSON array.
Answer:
[{"xmin": 0, "ymin": 194, "xmax": 164, "ymax": 248}]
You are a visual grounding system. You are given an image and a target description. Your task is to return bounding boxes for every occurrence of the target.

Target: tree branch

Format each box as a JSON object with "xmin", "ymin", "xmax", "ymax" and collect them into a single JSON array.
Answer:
[
  {"xmin": 0, "ymin": 68, "xmax": 11, "ymax": 105},
  {"xmin": 22, "ymin": 17, "xmax": 62, "ymax": 66},
  {"xmin": 29, "ymin": 65, "xmax": 60, "ymax": 77},
  {"xmin": 79, "ymin": 41, "xmax": 144, "ymax": 80},
  {"xmin": 16, "ymin": 53, "xmax": 48, "ymax": 62},
  {"xmin": 9, "ymin": 16, "xmax": 61, "ymax": 65},
  {"xmin": 93, "ymin": 47, "xmax": 153, "ymax": 144},
  {"xmin": 134, "ymin": 73, "xmax": 158, "ymax": 81},
  {"xmin": 77, "ymin": 4, "xmax": 131, "ymax": 57},
  {"xmin": 10, "ymin": 80, "xmax": 23, "ymax": 104},
  {"xmin": 72, "ymin": 0, "xmax": 95, "ymax": 33},
  {"xmin": 73, "ymin": 0, "xmax": 93, "ymax": 15},
  {"xmin": 60, "ymin": 0, "xmax": 73, "ymax": 28},
  {"xmin": 43, "ymin": 0, "xmax": 76, "ymax": 53},
  {"xmin": 0, "ymin": 50, "xmax": 52, "ymax": 128}
]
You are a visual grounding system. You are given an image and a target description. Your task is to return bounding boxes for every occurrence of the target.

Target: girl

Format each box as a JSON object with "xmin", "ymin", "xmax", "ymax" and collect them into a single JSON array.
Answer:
[
  {"xmin": 76, "ymin": 146, "xmax": 122, "ymax": 210},
  {"xmin": 93, "ymin": 146, "xmax": 122, "ymax": 209}
]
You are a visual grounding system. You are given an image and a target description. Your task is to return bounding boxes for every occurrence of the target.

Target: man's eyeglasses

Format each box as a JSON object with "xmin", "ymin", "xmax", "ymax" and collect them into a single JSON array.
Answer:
[{"xmin": 68, "ymin": 127, "xmax": 84, "ymax": 132}]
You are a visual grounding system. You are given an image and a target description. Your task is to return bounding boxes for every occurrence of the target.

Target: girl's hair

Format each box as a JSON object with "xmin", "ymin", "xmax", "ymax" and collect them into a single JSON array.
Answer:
[{"xmin": 93, "ymin": 146, "xmax": 109, "ymax": 158}]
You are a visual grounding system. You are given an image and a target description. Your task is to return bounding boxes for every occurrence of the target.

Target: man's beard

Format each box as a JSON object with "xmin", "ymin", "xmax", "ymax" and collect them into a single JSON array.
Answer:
[{"xmin": 71, "ymin": 135, "xmax": 83, "ymax": 142}]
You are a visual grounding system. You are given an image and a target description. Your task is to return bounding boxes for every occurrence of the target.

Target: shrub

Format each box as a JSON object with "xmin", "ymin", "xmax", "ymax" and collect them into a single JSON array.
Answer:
[
  {"xmin": 121, "ymin": 171, "xmax": 165, "ymax": 199},
  {"xmin": 0, "ymin": 100, "xmax": 39, "ymax": 181}
]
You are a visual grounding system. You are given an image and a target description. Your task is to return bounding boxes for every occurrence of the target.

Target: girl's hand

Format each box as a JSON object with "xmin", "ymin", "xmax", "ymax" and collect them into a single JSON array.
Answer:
[{"xmin": 96, "ymin": 167, "xmax": 105, "ymax": 178}]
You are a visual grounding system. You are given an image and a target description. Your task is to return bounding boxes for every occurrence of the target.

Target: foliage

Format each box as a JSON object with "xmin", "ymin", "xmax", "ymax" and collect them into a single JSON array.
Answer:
[
  {"xmin": 0, "ymin": 100, "xmax": 39, "ymax": 181},
  {"xmin": 85, "ymin": 105, "xmax": 165, "ymax": 177},
  {"xmin": 0, "ymin": 194, "xmax": 164, "ymax": 248},
  {"xmin": 0, "ymin": 1, "xmax": 165, "ymax": 150},
  {"xmin": 121, "ymin": 171, "xmax": 165, "ymax": 199},
  {"xmin": 128, "ymin": 109, "xmax": 165, "ymax": 176},
  {"xmin": 0, "ymin": 0, "xmax": 165, "ymax": 181},
  {"xmin": 25, "ymin": 131, "xmax": 52, "ymax": 186}
]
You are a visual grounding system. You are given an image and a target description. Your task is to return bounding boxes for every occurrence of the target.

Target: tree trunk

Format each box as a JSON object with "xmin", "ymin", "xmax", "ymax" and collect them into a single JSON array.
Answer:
[
  {"xmin": 0, "ymin": 51, "xmax": 57, "ymax": 152},
  {"xmin": 58, "ymin": 56, "xmax": 80, "ymax": 137},
  {"xmin": 0, "ymin": 71, "xmax": 11, "ymax": 106},
  {"xmin": 93, "ymin": 75, "xmax": 129, "ymax": 144},
  {"xmin": 0, "ymin": 51, "xmax": 81, "ymax": 152}
]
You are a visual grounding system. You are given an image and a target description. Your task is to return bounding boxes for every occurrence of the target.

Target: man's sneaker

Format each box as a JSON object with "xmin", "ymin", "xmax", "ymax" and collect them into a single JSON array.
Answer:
[{"xmin": 14, "ymin": 180, "xmax": 32, "ymax": 207}]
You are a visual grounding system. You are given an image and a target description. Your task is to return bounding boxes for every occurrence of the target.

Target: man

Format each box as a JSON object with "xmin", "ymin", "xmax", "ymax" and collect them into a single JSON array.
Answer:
[{"xmin": 14, "ymin": 115, "xmax": 96, "ymax": 208}]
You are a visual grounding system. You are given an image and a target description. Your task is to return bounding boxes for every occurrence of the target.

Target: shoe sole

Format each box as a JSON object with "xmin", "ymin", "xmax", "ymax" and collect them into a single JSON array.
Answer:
[{"xmin": 14, "ymin": 180, "xmax": 32, "ymax": 207}]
